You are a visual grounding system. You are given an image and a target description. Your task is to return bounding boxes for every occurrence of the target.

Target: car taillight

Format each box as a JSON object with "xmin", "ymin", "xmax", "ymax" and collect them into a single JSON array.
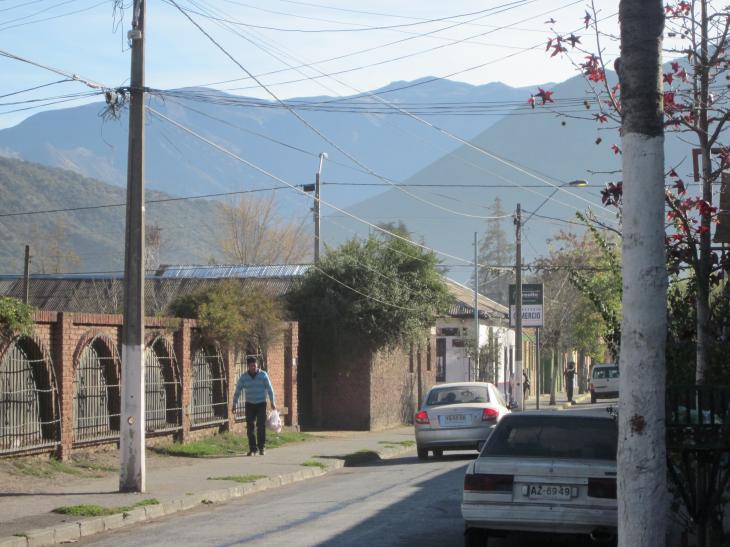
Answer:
[
  {"xmin": 415, "ymin": 410, "xmax": 430, "ymax": 424},
  {"xmin": 464, "ymin": 474, "xmax": 513, "ymax": 492},
  {"xmin": 588, "ymin": 478, "xmax": 616, "ymax": 499},
  {"xmin": 482, "ymin": 407, "xmax": 499, "ymax": 421}
]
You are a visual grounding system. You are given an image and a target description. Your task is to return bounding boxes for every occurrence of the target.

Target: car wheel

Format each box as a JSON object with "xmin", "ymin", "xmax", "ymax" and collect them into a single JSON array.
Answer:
[
  {"xmin": 417, "ymin": 447, "xmax": 428, "ymax": 460},
  {"xmin": 591, "ymin": 393, "xmax": 597, "ymax": 404},
  {"xmin": 432, "ymin": 448, "xmax": 444, "ymax": 458},
  {"xmin": 464, "ymin": 527, "xmax": 488, "ymax": 547}
]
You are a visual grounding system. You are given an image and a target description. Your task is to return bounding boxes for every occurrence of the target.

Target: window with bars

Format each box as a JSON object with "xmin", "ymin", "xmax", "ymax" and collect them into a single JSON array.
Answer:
[
  {"xmin": 190, "ymin": 345, "xmax": 228, "ymax": 426},
  {"xmin": 73, "ymin": 337, "xmax": 120, "ymax": 443},
  {"xmin": 144, "ymin": 337, "xmax": 182, "ymax": 433},
  {"xmin": 0, "ymin": 337, "xmax": 59, "ymax": 454}
]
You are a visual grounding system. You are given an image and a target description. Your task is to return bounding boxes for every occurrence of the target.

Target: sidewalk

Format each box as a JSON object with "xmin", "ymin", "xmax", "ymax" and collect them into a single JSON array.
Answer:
[
  {"xmin": 0, "ymin": 426, "xmax": 417, "ymax": 546},
  {"xmin": 523, "ymin": 391, "xmax": 592, "ymax": 410}
]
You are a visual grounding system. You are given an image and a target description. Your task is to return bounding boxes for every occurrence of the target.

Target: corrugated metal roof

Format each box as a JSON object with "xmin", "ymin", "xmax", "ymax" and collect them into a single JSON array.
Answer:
[
  {"xmin": 0, "ymin": 267, "xmax": 507, "ymax": 323},
  {"xmin": 444, "ymin": 278, "xmax": 508, "ymax": 322},
  {"xmin": 155, "ymin": 264, "xmax": 311, "ymax": 279}
]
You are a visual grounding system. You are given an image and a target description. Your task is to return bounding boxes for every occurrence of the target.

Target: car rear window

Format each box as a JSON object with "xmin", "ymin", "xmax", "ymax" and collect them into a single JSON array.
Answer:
[
  {"xmin": 593, "ymin": 366, "xmax": 619, "ymax": 379},
  {"xmin": 482, "ymin": 415, "xmax": 617, "ymax": 460},
  {"xmin": 426, "ymin": 386, "xmax": 490, "ymax": 406}
]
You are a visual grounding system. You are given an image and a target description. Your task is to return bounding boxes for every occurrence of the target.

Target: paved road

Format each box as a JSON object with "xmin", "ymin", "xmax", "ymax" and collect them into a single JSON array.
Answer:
[{"xmin": 80, "ymin": 404, "xmax": 611, "ymax": 547}]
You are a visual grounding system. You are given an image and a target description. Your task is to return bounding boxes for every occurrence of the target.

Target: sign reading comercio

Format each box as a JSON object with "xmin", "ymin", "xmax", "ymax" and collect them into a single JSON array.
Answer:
[{"xmin": 509, "ymin": 283, "xmax": 544, "ymax": 328}]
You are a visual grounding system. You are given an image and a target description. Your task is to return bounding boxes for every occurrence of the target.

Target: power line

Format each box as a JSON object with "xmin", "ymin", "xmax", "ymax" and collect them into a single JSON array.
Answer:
[
  {"xmin": 175, "ymin": 2, "xmax": 527, "ymax": 33},
  {"xmin": 0, "ymin": 185, "xmax": 292, "ymax": 218},
  {"xmin": 184, "ymin": 0, "xmax": 614, "ymax": 222},
  {"xmin": 168, "ymin": 0, "xmax": 514, "ymax": 221},
  {"xmin": 146, "ymin": 105, "xmax": 501, "ymax": 268}
]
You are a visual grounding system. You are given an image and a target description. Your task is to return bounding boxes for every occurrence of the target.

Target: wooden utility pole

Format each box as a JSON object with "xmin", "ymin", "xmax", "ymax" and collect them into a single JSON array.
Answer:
[
  {"xmin": 616, "ymin": 0, "xmax": 667, "ymax": 544},
  {"xmin": 120, "ymin": 0, "xmax": 146, "ymax": 493},
  {"xmin": 514, "ymin": 204, "xmax": 523, "ymax": 410},
  {"xmin": 22, "ymin": 245, "xmax": 30, "ymax": 305}
]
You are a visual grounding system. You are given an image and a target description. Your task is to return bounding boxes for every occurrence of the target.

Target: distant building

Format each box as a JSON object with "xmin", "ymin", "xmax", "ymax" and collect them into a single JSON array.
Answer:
[{"xmin": 438, "ymin": 279, "xmax": 515, "ymax": 397}]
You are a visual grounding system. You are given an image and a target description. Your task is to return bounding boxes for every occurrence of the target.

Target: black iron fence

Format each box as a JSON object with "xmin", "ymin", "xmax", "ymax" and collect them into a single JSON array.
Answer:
[
  {"xmin": 73, "ymin": 336, "xmax": 121, "ymax": 443},
  {"xmin": 0, "ymin": 337, "xmax": 60, "ymax": 454},
  {"xmin": 144, "ymin": 336, "xmax": 182, "ymax": 433},
  {"xmin": 666, "ymin": 385, "xmax": 730, "ymax": 547},
  {"xmin": 190, "ymin": 345, "xmax": 228, "ymax": 427}
]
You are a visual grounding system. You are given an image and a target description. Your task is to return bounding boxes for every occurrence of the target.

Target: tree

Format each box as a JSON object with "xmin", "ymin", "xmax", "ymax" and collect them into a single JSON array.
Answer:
[
  {"xmin": 472, "ymin": 197, "xmax": 514, "ymax": 305},
  {"xmin": 288, "ymin": 234, "xmax": 452, "ymax": 352},
  {"xmin": 539, "ymin": 0, "xmax": 730, "ymax": 383},
  {"xmin": 218, "ymin": 193, "xmax": 311, "ymax": 265},
  {"xmin": 0, "ymin": 297, "xmax": 34, "ymax": 344},
  {"xmin": 169, "ymin": 280, "xmax": 284, "ymax": 356},
  {"xmin": 31, "ymin": 218, "xmax": 81, "ymax": 274}
]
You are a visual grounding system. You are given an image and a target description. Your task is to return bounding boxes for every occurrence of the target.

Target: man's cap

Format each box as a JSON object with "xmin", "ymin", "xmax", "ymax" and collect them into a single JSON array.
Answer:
[{"xmin": 246, "ymin": 356, "xmax": 257, "ymax": 365}]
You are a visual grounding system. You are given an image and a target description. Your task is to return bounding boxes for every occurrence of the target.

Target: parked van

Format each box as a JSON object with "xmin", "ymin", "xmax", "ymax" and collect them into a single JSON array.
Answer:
[{"xmin": 590, "ymin": 364, "xmax": 619, "ymax": 403}]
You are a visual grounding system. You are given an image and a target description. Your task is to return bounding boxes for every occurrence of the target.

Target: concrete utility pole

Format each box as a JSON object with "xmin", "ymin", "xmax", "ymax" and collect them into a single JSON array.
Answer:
[
  {"xmin": 120, "ymin": 0, "xmax": 146, "ymax": 493},
  {"xmin": 616, "ymin": 0, "xmax": 667, "ymax": 544},
  {"xmin": 22, "ymin": 245, "xmax": 30, "ymax": 305},
  {"xmin": 313, "ymin": 152, "xmax": 327, "ymax": 262},
  {"xmin": 514, "ymin": 204, "xmax": 523, "ymax": 410},
  {"xmin": 473, "ymin": 231, "xmax": 479, "ymax": 382}
]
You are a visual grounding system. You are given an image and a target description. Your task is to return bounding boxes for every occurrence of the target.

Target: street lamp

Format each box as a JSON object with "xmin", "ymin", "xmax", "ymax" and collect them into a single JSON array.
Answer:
[
  {"xmin": 514, "ymin": 179, "xmax": 589, "ymax": 412},
  {"xmin": 523, "ymin": 179, "xmax": 589, "ymax": 227}
]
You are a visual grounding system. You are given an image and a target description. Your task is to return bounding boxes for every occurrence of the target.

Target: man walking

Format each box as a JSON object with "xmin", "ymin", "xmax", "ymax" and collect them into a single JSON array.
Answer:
[{"xmin": 232, "ymin": 356, "xmax": 276, "ymax": 456}]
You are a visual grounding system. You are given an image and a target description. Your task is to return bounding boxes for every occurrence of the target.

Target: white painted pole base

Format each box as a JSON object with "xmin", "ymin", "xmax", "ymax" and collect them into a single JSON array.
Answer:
[{"xmin": 120, "ymin": 343, "xmax": 146, "ymax": 492}]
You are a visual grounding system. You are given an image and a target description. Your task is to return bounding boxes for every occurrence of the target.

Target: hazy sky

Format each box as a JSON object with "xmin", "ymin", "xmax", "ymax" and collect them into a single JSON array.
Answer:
[{"xmin": 1, "ymin": 0, "xmax": 620, "ymax": 129}]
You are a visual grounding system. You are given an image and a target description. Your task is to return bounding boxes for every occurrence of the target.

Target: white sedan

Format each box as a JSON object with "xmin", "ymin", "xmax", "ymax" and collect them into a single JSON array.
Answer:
[
  {"xmin": 414, "ymin": 382, "xmax": 511, "ymax": 460},
  {"xmin": 461, "ymin": 412, "xmax": 618, "ymax": 546}
]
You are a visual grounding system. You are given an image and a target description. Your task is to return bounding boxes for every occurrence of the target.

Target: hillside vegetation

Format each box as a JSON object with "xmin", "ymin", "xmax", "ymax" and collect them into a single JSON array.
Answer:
[{"xmin": 0, "ymin": 157, "xmax": 224, "ymax": 274}]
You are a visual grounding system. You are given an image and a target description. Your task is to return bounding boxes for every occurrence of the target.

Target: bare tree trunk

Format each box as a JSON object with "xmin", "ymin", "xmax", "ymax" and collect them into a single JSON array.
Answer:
[
  {"xmin": 549, "ymin": 349, "xmax": 556, "ymax": 405},
  {"xmin": 695, "ymin": 0, "xmax": 711, "ymax": 384},
  {"xmin": 616, "ymin": 1, "xmax": 667, "ymax": 545}
]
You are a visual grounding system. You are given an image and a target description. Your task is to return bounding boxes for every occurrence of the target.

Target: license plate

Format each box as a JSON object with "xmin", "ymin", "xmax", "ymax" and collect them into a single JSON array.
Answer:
[
  {"xmin": 527, "ymin": 484, "xmax": 571, "ymax": 499},
  {"xmin": 439, "ymin": 414, "xmax": 466, "ymax": 427}
]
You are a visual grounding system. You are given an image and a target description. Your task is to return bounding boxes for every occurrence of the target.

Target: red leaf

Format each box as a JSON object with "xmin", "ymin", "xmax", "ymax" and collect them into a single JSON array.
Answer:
[
  {"xmin": 611, "ymin": 144, "xmax": 622, "ymax": 155},
  {"xmin": 584, "ymin": 11, "xmax": 591, "ymax": 29}
]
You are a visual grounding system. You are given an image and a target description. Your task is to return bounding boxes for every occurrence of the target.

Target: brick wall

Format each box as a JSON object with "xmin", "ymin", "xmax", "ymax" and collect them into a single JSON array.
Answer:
[
  {"xmin": 0, "ymin": 312, "xmax": 298, "ymax": 459},
  {"xmin": 299, "ymin": 331, "xmax": 437, "ymax": 431},
  {"xmin": 369, "ymin": 335, "xmax": 437, "ymax": 430}
]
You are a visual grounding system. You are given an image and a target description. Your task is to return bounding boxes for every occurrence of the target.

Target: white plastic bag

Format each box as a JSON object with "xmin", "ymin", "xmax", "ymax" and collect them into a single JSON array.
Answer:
[{"xmin": 266, "ymin": 409, "xmax": 282, "ymax": 433}]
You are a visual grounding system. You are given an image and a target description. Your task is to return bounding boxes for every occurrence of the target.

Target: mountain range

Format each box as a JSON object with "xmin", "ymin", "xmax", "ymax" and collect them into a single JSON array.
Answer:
[{"xmin": 0, "ymin": 73, "xmax": 700, "ymax": 284}]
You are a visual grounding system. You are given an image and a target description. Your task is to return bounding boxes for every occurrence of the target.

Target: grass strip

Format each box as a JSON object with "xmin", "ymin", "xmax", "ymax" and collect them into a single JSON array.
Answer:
[
  {"xmin": 377, "ymin": 440, "xmax": 415, "ymax": 447},
  {"xmin": 208, "ymin": 474, "xmax": 267, "ymax": 484},
  {"xmin": 301, "ymin": 459, "xmax": 327, "ymax": 470},
  {"xmin": 152, "ymin": 431, "xmax": 311, "ymax": 458},
  {"xmin": 52, "ymin": 498, "xmax": 160, "ymax": 517}
]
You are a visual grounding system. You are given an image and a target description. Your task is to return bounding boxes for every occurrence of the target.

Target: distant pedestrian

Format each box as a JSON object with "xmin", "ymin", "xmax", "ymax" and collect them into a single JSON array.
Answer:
[
  {"xmin": 523, "ymin": 371, "xmax": 531, "ymax": 399},
  {"xmin": 564, "ymin": 361, "xmax": 576, "ymax": 403},
  {"xmin": 232, "ymin": 356, "xmax": 276, "ymax": 456}
]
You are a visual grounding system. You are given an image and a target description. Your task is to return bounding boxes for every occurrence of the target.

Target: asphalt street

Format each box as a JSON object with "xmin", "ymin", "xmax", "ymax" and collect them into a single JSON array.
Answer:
[{"xmin": 79, "ymin": 401, "xmax": 615, "ymax": 547}]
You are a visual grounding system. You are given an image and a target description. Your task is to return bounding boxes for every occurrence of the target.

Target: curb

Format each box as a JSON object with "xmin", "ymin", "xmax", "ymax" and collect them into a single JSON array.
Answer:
[
  {"xmin": 0, "ymin": 444, "xmax": 415, "ymax": 547},
  {"xmin": 558, "ymin": 393, "xmax": 592, "ymax": 409}
]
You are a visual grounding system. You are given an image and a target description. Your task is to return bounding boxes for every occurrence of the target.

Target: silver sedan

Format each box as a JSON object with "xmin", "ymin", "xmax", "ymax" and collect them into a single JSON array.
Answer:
[{"xmin": 414, "ymin": 382, "xmax": 511, "ymax": 460}]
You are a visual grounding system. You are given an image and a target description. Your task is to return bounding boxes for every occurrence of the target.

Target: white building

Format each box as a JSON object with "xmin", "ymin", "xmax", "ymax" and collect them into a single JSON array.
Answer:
[{"xmin": 436, "ymin": 279, "xmax": 515, "ymax": 396}]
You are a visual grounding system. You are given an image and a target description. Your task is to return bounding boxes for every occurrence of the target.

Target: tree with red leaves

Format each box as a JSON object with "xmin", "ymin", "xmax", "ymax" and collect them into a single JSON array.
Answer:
[{"xmin": 535, "ymin": 0, "xmax": 730, "ymax": 388}]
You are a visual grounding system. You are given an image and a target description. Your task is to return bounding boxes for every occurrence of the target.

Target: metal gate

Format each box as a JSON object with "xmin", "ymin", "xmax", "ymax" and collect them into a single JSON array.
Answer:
[
  {"xmin": 0, "ymin": 338, "xmax": 59, "ymax": 454},
  {"xmin": 73, "ymin": 337, "xmax": 121, "ymax": 443},
  {"xmin": 144, "ymin": 336, "xmax": 182, "ymax": 433},
  {"xmin": 190, "ymin": 345, "xmax": 228, "ymax": 426}
]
